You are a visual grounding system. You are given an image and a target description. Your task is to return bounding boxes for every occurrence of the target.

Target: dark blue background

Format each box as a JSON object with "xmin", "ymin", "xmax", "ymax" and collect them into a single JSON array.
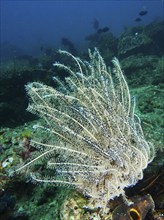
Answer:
[{"xmin": 1, "ymin": 0, "xmax": 163, "ymax": 55}]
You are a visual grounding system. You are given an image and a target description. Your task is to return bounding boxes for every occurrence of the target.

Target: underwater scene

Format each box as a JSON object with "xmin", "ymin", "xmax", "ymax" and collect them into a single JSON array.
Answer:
[{"xmin": 0, "ymin": 1, "xmax": 164, "ymax": 220}]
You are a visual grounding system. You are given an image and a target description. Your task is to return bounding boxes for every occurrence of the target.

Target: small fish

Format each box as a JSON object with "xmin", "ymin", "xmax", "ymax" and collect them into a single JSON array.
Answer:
[
  {"xmin": 40, "ymin": 46, "xmax": 44, "ymax": 51},
  {"xmin": 97, "ymin": 27, "xmax": 109, "ymax": 34},
  {"xmin": 135, "ymin": 18, "xmax": 142, "ymax": 22},
  {"xmin": 93, "ymin": 18, "xmax": 99, "ymax": 30},
  {"xmin": 139, "ymin": 10, "xmax": 148, "ymax": 16}
]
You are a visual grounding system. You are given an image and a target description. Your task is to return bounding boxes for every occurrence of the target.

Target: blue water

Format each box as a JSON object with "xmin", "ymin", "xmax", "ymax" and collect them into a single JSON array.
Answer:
[{"xmin": 1, "ymin": 0, "xmax": 163, "ymax": 57}]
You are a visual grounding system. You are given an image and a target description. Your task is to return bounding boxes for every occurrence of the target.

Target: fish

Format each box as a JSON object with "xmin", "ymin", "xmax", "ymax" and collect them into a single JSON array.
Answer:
[
  {"xmin": 92, "ymin": 18, "xmax": 99, "ymax": 30},
  {"xmin": 135, "ymin": 18, "xmax": 142, "ymax": 22},
  {"xmin": 61, "ymin": 38, "xmax": 77, "ymax": 55},
  {"xmin": 139, "ymin": 10, "xmax": 148, "ymax": 16},
  {"xmin": 97, "ymin": 27, "xmax": 109, "ymax": 34}
]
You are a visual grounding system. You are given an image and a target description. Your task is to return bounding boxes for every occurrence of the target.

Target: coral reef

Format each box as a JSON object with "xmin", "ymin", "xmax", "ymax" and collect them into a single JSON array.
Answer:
[
  {"xmin": 0, "ymin": 19, "xmax": 163, "ymax": 220},
  {"xmin": 118, "ymin": 32, "xmax": 152, "ymax": 55}
]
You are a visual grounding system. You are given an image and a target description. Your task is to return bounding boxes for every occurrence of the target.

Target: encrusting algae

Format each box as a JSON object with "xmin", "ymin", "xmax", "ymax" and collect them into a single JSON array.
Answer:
[{"xmin": 15, "ymin": 48, "xmax": 155, "ymax": 217}]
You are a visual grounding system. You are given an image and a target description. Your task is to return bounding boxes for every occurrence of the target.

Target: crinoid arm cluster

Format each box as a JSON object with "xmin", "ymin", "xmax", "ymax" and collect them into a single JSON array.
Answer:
[{"xmin": 15, "ymin": 48, "xmax": 155, "ymax": 211}]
